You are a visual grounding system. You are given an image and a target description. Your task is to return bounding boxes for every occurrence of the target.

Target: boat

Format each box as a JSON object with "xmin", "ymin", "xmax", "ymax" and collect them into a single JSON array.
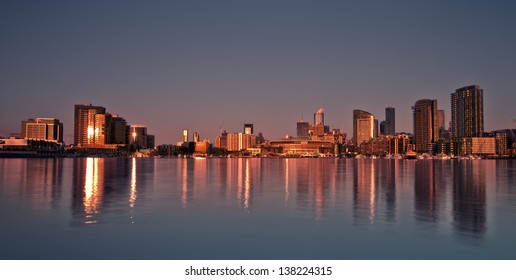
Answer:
[{"xmin": 404, "ymin": 150, "xmax": 417, "ymax": 160}]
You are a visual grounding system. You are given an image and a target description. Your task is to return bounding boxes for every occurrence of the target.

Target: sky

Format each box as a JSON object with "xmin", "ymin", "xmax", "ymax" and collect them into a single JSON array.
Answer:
[{"xmin": 1, "ymin": 0, "xmax": 516, "ymax": 144}]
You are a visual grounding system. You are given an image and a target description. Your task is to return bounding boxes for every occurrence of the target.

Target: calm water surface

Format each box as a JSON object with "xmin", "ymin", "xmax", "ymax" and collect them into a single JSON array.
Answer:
[{"xmin": 1, "ymin": 158, "xmax": 515, "ymax": 259}]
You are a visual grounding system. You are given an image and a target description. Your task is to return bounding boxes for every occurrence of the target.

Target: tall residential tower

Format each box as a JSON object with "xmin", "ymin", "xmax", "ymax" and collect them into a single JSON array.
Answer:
[
  {"xmin": 451, "ymin": 85, "xmax": 484, "ymax": 138},
  {"xmin": 353, "ymin": 110, "xmax": 375, "ymax": 149},
  {"xmin": 74, "ymin": 104, "xmax": 106, "ymax": 146},
  {"xmin": 413, "ymin": 99, "xmax": 438, "ymax": 153}
]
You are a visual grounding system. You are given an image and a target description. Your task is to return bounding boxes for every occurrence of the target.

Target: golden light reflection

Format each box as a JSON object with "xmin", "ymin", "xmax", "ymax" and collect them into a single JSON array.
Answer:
[
  {"xmin": 87, "ymin": 125, "xmax": 94, "ymax": 140},
  {"xmin": 237, "ymin": 158, "xmax": 243, "ymax": 202},
  {"xmin": 244, "ymin": 159, "xmax": 250, "ymax": 210},
  {"xmin": 181, "ymin": 159, "xmax": 188, "ymax": 208},
  {"xmin": 314, "ymin": 161, "xmax": 324, "ymax": 222},
  {"xmin": 284, "ymin": 158, "xmax": 289, "ymax": 205},
  {"xmin": 129, "ymin": 157, "xmax": 137, "ymax": 209},
  {"xmin": 369, "ymin": 162, "xmax": 376, "ymax": 223},
  {"xmin": 83, "ymin": 157, "xmax": 102, "ymax": 224}
]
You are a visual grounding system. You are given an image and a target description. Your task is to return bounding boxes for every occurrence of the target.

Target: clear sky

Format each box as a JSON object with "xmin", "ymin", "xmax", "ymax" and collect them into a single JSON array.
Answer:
[{"xmin": 1, "ymin": 0, "xmax": 515, "ymax": 144}]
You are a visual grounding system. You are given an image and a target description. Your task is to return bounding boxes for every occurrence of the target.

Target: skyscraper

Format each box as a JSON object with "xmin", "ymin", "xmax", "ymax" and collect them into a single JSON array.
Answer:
[
  {"xmin": 437, "ymin": 110, "xmax": 445, "ymax": 139},
  {"xmin": 74, "ymin": 104, "xmax": 106, "ymax": 146},
  {"xmin": 413, "ymin": 99, "xmax": 438, "ymax": 153},
  {"xmin": 314, "ymin": 107, "xmax": 324, "ymax": 126},
  {"xmin": 22, "ymin": 118, "xmax": 63, "ymax": 142},
  {"xmin": 110, "ymin": 114, "xmax": 128, "ymax": 144},
  {"xmin": 353, "ymin": 110, "xmax": 375, "ymax": 148},
  {"xmin": 451, "ymin": 85, "xmax": 484, "ymax": 138},
  {"xmin": 385, "ymin": 107, "xmax": 395, "ymax": 135},
  {"xmin": 296, "ymin": 119, "xmax": 310, "ymax": 139}
]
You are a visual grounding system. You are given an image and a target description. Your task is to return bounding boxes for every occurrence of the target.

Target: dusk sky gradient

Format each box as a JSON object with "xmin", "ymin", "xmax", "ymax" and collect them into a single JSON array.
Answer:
[{"xmin": 1, "ymin": 0, "xmax": 516, "ymax": 144}]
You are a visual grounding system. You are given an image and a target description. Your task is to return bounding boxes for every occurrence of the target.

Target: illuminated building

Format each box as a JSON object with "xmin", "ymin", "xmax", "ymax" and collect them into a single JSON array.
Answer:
[
  {"xmin": 21, "ymin": 118, "xmax": 63, "ymax": 142},
  {"xmin": 182, "ymin": 129, "xmax": 188, "ymax": 143},
  {"xmin": 456, "ymin": 137, "xmax": 496, "ymax": 156},
  {"xmin": 451, "ymin": 85, "xmax": 484, "ymax": 138},
  {"xmin": 353, "ymin": 110, "xmax": 375, "ymax": 150},
  {"xmin": 74, "ymin": 104, "xmax": 106, "ymax": 146},
  {"xmin": 314, "ymin": 107, "xmax": 324, "ymax": 126},
  {"xmin": 215, "ymin": 130, "xmax": 228, "ymax": 149},
  {"xmin": 130, "ymin": 125, "xmax": 155, "ymax": 149},
  {"xmin": 413, "ymin": 99, "xmax": 438, "ymax": 153},
  {"xmin": 244, "ymin": 124, "xmax": 253, "ymax": 135},
  {"xmin": 193, "ymin": 132, "xmax": 200, "ymax": 142},
  {"xmin": 93, "ymin": 113, "xmax": 111, "ymax": 145},
  {"xmin": 226, "ymin": 132, "xmax": 256, "ymax": 151}
]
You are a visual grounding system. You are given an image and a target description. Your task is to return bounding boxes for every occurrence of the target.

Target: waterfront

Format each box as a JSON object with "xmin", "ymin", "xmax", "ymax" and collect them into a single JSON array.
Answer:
[{"xmin": 1, "ymin": 158, "xmax": 515, "ymax": 259}]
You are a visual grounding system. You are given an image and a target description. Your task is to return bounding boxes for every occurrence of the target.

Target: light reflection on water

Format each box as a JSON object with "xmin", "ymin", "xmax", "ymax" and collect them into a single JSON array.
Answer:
[{"xmin": 0, "ymin": 158, "xmax": 515, "ymax": 259}]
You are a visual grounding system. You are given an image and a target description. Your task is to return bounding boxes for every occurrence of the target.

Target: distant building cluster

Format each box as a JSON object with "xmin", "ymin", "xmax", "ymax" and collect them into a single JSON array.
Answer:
[
  {"xmin": 0, "ymin": 103, "xmax": 155, "ymax": 156},
  {"xmin": 2, "ymin": 85, "xmax": 516, "ymax": 158},
  {"xmin": 73, "ymin": 103, "xmax": 155, "ymax": 154}
]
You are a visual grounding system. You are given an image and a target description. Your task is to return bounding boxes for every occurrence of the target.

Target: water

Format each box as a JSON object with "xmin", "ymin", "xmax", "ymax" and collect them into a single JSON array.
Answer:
[{"xmin": 1, "ymin": 158, "xmax": 516, "ymax": 259}]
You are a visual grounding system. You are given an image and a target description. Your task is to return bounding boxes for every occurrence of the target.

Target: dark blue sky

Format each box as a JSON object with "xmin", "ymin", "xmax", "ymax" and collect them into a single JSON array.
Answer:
[{"xmin": 1, "ymin": 0, "xmax": 515, "ymax": 144}]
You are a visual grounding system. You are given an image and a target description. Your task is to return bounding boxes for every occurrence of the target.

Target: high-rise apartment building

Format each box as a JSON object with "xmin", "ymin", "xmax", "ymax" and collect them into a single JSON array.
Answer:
[
  {"xmin": 451, "ymin": 85, "xmax": 484, "ymax": 138},
  {"xmin": 110, "ymin": 114, "xmax": 128, "ymax": 144},
  {"xmin": 353, "ymin": 110, "xmax": 375, "ymax": 148},
  {"xmin": 193, "ymin": 132, "xmax": 200, "ymax": 142},
  {"xmin": 413, "ymin": 99, "xmax": 438, "ymax": 153},
  {"xmin": 74, "ymin": 104, "xmax": 106, "ymax": 146},
  {"xmin": 21, "ymin": 118, "xmax": 63, "ymax": 142}
]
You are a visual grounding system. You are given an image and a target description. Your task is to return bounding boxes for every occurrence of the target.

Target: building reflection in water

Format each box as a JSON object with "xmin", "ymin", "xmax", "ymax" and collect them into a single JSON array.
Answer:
[
  {"xmin": 289, "ymin": 159, "xmax": 334, "ymax": 221},
  {"xmin": 180, "ymin": 159, "xmax": 190, "ymax": 208},
  {"xmin": 452, "ymin": 161, "xmax": 486, "ymax": 242},
  {"xmin": 1, "ymin": 159, "xmax": 64, "ymax": 210},
  {"xmin": 79, "ymin": 158, "xmax": 104, "ymax": 225},
  {"xmin": 284, "ymin": 158, "xmax": 289, "ymax": 205},
  {"xmin": 71, "ymin": 158, "xmax": 153, "ymax": 226},
  {"xmin": 353, "ymin": 160, "xmax": 378, "ymax": 225},
  {"xmin": 380, "ymin": 159, "xmax": 397, "ymax": 223},
  {"xmin": 414, "ymin": 160, "xmax": 439, "ymax": 224},
  {"xmin": 130, "ymin": 157, "xmax": 137, "ymax": 208}
]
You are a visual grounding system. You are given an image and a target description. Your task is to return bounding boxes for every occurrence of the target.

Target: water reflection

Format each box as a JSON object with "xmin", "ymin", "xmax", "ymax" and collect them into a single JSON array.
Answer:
[
  {"xmin": 71, "ymin": 158, "xmax": 153, "ymax": 226},
  {"xmin": 0, "ymin": 158, "xmax": 63, "ymax": 210},
  {"xmin": 452, "ymin": 161, "xmax": 487, "ymax": 242},
  {"xmin": 353, "ymin": 160, "xmax": 378, "ymax": 225},
  {"xmin": 130, "ymin": 157, "xmax": 137, "ymax": 208},
  {"xmin": 414, "ymin": 160, "xmax": 439, "ymax": 224},
  {"xmin": 83, "ymin": 158, "xmax": 103, "ymax": 223},
  {"xmin": 21, "ymin": 157, "xmax": 493, "ymax": 238}
]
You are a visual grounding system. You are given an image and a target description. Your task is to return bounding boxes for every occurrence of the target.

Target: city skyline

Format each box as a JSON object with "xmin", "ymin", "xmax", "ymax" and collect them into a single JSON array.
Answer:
[{"xmin": 1, "ymin": 1, "xmax": 516, "ymax": 144}]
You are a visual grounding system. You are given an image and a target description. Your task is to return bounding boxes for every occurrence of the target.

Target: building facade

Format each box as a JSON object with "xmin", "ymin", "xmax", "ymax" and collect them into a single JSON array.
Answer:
[
  {"xmin": 21, "ymin": 118, "xmax": 63, "ymax": 142},
  {"xmin": 296, "ymin": 120, "xmax": 310, "ymax": 139},
  {"xmin": 385, "ymin": 107, "xmax": 395, "ymax": 135},
  {"xmin": 74, "ymin": 104, "xmax": 107, "ymax": 146},
  {"xmin": 451, "ymin": 85, "xmax": 484, "ymax": 138},
  {"xmin": 353, "ymin": 110, "xmax": 375, "ymax": 150},
  {"xmin": 413, "ymin": 99, "xmax": 438, "ymax": 153},
  {"xmin": 314, "ymin": 107, "xmax": 324, "ymax": 126}
]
